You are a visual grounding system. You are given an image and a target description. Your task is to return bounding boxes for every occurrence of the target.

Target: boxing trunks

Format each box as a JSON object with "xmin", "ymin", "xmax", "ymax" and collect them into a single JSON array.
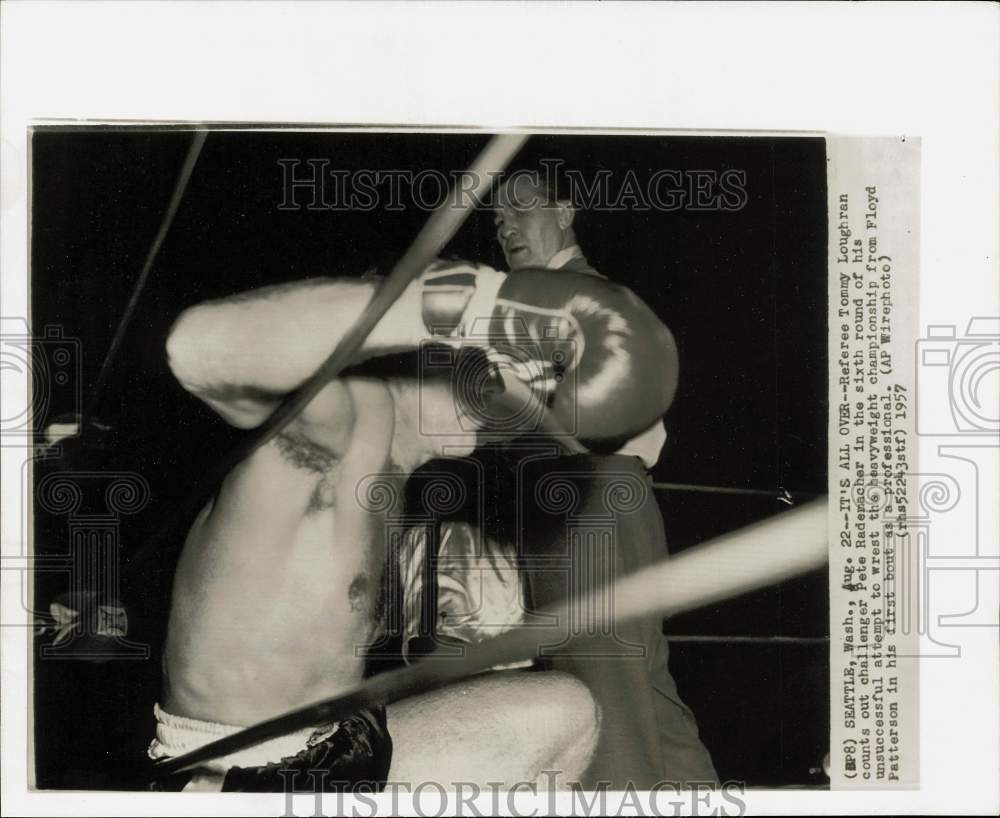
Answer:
[
  {"xmin": 399, "ymin": 519, "xmax": 532, "ymax": 670},
  {"xmin": 148, "ymin": 703, "xmax": 392, "ymax": 792}
]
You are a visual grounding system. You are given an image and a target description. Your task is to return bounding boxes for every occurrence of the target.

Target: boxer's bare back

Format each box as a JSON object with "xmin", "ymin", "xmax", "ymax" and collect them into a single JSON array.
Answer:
[{"xmin": 163, "ymin": 377, "xmax": 404, "ymax": 726}]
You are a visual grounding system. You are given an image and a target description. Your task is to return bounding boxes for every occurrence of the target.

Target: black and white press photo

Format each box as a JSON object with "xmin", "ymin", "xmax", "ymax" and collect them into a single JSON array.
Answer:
[
  {"xmin": 26, "ymin": 129, "xmax": 830, "ymax": 795},
  {"xmin": 3, "ymin": 4, "xmax": 997, "ymax": 817}
]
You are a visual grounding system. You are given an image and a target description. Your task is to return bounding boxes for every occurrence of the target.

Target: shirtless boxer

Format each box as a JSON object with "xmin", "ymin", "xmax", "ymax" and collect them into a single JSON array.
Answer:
[{"xmin": 153, "ymin": 257, "xmax": 676, "ymax": 791}]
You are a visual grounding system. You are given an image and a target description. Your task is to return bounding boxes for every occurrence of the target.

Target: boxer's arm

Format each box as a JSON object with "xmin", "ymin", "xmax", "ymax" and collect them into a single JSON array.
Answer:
[{"xmin": 166, "ymin": 276, "xmax": 426, "ymax": 426}]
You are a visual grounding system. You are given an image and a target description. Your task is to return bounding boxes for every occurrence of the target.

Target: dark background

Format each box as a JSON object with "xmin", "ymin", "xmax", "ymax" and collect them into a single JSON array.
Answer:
[{"xmin": 30, "ymin": 129, "xmax": 828, "ymax": 789}]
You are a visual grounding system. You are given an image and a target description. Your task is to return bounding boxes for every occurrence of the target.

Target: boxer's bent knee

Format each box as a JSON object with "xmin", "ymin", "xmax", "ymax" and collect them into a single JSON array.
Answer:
[
  {"xmin": 527, "ymin": 672, "xmax": 600, "ymax": 783},
  {"xmin": 551, "ymin": 671, "xmax": 600, "ymax": 727},
  {"xmin": 385, "ymin": 670, "xmax": 599, "ymax": 787},
  {"xmin": 489, "ymin": 670, "xmax": 600, "ymax": 785}
]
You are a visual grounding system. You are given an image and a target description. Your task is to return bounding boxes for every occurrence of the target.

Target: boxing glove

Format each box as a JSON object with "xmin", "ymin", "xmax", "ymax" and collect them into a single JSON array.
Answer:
[{"xmin": 419, "ymin": 260, "xmax": 678, "ymax": 445}]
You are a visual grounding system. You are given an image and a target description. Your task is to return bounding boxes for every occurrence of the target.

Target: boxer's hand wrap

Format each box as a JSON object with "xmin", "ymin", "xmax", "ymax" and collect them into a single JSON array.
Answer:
[
  {"xmin": 420, "ymin": 260, "xmax": 678, "ymax": 444},
  {"xmin": 420, "ymin": 260, "xmax": 507, "ymax": 338}
]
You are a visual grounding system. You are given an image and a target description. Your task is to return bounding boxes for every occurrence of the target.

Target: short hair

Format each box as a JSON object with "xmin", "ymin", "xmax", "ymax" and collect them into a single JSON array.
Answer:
[
  {"xmin": 495, "ymin": 165, "xmax": 575, "ymax": 211},
  {"xmin": 493, "ymin": 165, "xmax": 583, "ymax": 238}
]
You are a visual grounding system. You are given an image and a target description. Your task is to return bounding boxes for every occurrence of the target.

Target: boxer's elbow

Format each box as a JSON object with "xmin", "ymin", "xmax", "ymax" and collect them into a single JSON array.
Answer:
[
  {"xmin": 166, "ymin": 306, "xmax": 199, "ymax": 388},
  {"xmin": 166, "ymin": 304, "xmax": 222, "ymax": 396},
  {"xmin": 202, "ymin": 394, "xmax": 274, "ymax": 429}
]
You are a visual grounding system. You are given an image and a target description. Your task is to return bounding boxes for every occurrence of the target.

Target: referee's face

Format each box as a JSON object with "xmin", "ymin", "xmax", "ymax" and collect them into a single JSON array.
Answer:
[{"xmin": 494, "ymin": 177, "xmax": 568, "ymax": 271}]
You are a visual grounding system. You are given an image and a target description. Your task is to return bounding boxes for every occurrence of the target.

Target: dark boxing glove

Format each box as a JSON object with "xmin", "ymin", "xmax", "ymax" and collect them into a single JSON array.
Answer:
[{"xmin": 420, "ymin": 260, "xmax": 678, "ymax": 445}]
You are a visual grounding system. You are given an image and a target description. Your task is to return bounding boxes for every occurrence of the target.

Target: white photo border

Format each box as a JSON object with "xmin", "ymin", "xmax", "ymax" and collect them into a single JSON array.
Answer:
[{"xmin": 2, "ymin": 2, "xmax": 997, "ymax": 816}]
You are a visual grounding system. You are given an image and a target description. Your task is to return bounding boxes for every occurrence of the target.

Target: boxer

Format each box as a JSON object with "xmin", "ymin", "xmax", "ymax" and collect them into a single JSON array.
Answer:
[{"xmin": 154, "ymin": 256, "xmax": 677, "ymax": 791}]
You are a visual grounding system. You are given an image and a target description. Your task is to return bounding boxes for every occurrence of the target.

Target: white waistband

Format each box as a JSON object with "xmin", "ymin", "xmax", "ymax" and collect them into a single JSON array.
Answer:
[{"xmin": 148, "ymin": 703, "xmax": 336, "ymax": 775}]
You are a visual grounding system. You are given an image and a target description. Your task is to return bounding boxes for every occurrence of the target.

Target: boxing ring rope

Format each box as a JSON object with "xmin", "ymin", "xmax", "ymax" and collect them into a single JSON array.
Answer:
[
  {"xmin": 83, "ymin": 130, "xmax": 209, "ymax": 429},
  {"xmin": 664, "ymin": 635, "xmax": 828, "ymax": 644},
  {"xmin": 651, "ymin": 481, "xmax": 821, "ymax": 505}
]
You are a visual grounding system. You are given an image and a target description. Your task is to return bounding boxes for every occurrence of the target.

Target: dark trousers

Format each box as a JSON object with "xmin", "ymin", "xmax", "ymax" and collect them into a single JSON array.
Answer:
[{"xmin": 509, "ymin": 449, "xmax": 717, "ymax": 789}]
